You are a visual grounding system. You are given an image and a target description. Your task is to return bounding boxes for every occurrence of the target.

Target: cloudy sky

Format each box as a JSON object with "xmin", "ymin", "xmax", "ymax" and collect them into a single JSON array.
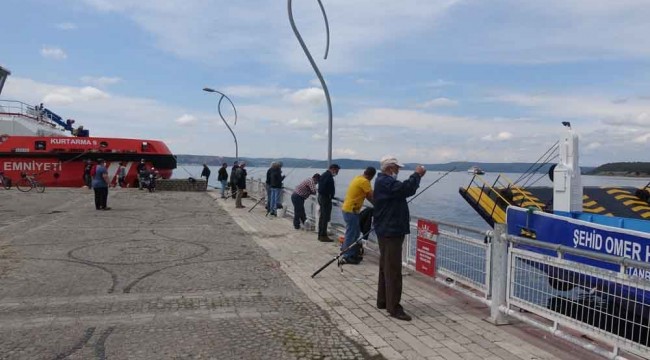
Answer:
[{"xmin": 2, "ymin": 0, "xmax": 650, "ymax": 166}]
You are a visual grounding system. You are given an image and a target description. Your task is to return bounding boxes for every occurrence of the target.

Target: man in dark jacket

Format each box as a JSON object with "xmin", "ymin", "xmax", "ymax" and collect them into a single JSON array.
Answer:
[
  {"xmin": 374, "ymin": 155, "xmax": 426, "ymax": 321},
  {"xmin": 217, "ymin": 163, "xmax": 228, "ymax": 198},
  {"xmin": 137, "ymin": 158, "xmax": 147, "ymax": 190},
  {"xmin": 268, "ymin": 162, "xmax": 284, "ymax": 216},
  {"xmin": 200, "ymin": 164, "xmax": 211, "ymax": 183},
  {"xmin": 234, "ymin": 162, "xmax": 247, "ymax": 208},
  {"xmin": 317, "ymin": 163, "xmax": 340, "ymax": 242},
  {"xmin": 229, "ymin": 161, "xmax": 239, "ymax": 199}
]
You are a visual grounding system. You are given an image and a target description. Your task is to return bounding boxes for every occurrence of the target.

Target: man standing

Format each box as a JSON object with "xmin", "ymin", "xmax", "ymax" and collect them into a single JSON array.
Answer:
[
  {"xmin": 234, "ymin": 162, "xmax": 247, "ymax": 208},
  {"xmin": 340, "ymin": 167, "xmax": 376, "ymax": 264},
  {"xmin": 92, "ymin": 159, "xmax": 111, "ymax": 210},
  {"xmin": 291, "ymin": 173, "xmax": 320, "ymax": 229},
  {"xmin": 374, "ymin": 156, "xmax": 426, "ymax": 321},
  {"xmin": 137, "ymin": 159, "xmax": 147, "ymax": 190},
  {"xmin": 229, "ymin": 161, "xmax": 239, "ymax": 199},
  {"xmin": 268, "ymin": 162, "xmax": 284, "ymax": 216},
  {"xmin": 317, "ymin": 163, "xmax": 340, "ymax": 242},
  {"xmin": 217, "ymin": 163, "xmax": 228, "ymax": 199},
  {"xmin": 200, "ymin": 163, "xmax": 211, "ymax": 183},
  {"xmin": 265, "ymin": 162, "xmax": 277, "ymax": 212},
  {"xmin": 82, "ymin": 159, "xmax": 93, "ymax": 189},
  {"xmin": 117, "ymin": 162, "xmax": 127, "ymax": 188}
]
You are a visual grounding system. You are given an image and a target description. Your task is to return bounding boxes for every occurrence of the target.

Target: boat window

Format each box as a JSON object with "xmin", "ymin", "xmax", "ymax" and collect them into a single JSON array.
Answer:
[
  {"xmin": 35, "ymin": 140, "xmax": 46, "ymax": 150},
  {"xmin": 100, "ymin": 141, "xmax": 108, "ymax": 148}
]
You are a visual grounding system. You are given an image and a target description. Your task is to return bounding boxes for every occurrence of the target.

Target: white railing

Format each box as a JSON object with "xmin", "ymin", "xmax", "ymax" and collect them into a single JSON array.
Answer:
[{"xmin": 244, "ymin": 177, "xmax": 650, "ymax": 359}]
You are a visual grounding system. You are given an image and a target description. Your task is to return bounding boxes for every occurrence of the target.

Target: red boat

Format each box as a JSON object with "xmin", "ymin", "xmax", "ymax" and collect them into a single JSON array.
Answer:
[{"xmin": 0, "ymin": 66, "xmax": 176, "ymax": 188}]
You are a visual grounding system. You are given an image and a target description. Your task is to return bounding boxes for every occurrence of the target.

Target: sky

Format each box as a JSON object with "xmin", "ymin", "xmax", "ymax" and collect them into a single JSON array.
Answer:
[{"xmin": 2, "ymin": 0, "xmax": 650, "ymax": 166}]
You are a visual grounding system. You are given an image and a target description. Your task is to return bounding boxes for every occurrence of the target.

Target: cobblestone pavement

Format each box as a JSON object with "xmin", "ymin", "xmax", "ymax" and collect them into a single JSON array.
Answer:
[
  {"xmin": 0, "ymin": 188, "xmax": 378, "ymax": 359},
  {"xmin": 214, "ymin": 191, "xmax": 607, "ymax": 360}
]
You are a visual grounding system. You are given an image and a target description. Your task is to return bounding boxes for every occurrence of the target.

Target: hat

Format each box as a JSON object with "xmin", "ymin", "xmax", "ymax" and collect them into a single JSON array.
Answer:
[
  {"xmin": 380, "ymin": 155, "xmax": 404, "ymax": 168},
  {"xmin": 329, "ymin": 163, "xmax": 340, "ymax": 170}
]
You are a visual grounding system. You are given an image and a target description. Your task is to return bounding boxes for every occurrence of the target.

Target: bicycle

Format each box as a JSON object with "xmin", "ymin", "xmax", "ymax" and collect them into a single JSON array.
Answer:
[
  {"xmin": 0, "ymin": 172, "xmax": 11, "ymax": 190},
  {"xmin": 16, "ymin": 173, "xmax": 45, "ymax": 193}
]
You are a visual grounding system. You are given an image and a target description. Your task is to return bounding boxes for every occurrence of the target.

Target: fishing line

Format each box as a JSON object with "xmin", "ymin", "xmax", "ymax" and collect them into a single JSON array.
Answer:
[{"xmin": 311, "ymin": 167, "xmax": 456, "ymax": 278}]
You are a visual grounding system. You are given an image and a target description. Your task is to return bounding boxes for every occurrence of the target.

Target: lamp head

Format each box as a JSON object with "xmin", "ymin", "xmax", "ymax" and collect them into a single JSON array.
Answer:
[
  {"xmin": 561, "ymin": 121, "xmax": 571, "ymax": 128},
  {"xmin": 202, "ymin": 87, "xmax": 216, "ymax": 93}
]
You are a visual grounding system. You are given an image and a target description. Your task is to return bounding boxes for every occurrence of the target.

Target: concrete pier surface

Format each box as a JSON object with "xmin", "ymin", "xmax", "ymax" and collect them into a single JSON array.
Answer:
[{"xmin": 0, "ymin": 188, "xmax": 600, "ymax": 359}]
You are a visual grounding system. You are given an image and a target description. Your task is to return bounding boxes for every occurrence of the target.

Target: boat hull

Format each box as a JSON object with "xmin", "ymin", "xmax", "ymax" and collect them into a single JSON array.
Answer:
[{"xmin": 0, "ymin": 135, "xmax": 176, "ymax": 187}]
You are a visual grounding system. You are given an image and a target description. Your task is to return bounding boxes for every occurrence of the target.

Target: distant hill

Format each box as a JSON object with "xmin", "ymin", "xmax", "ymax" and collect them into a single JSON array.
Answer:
[
  {"xmin": 175, "ymin": 154, "xmax": 595, "ymax": 174},
  {"xmin": 588, "ymin": 162, "xmax": 650, "ymax": 177}
]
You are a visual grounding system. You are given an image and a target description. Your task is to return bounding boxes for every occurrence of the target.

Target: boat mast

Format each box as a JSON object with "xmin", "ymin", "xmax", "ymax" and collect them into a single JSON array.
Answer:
[{"xmin": 553, "ymin": 122, "xmax": 583, "ymax": 214}]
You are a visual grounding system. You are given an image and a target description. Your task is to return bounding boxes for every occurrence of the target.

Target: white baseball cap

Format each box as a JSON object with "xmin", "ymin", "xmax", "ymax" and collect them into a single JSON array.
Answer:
[{"xmin": 380, "ymin": 155, "xmax": 404, "ymax": 168}]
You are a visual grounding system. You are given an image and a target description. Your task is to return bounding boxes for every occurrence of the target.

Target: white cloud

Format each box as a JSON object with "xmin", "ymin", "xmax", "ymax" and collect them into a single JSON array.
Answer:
[
  {"xmin": 632, "ymin": 133, "xmax": 650, "ymax": 144},
  {"xmin": 77, "ymin": 0, "xmax": 460, "ymax": 71},
  {"xmin": 56, "ymin": 22, "xmax": 77, "ymax": 30},
  {"xmin": 490, "ymin": 91, "xmax": 650, "ymax": 127},
  {"xmin": 176, "ymin": 114, "xmax": 197, "ymax": 126},
  {"xmin": 81, "ymin": 76, "xmax": 122, "ymax": 87},
  {"xmin": 334, "ymin": 148, "xmax": 357, "ymax": 157},
  {"xmin": 42, "ymin": 86, "xmax": 109, "ymax": 106},
  {"xmin": 285, "ymin": 87, "xmax": 325, "ymax": 106},
  {"xmin": 285, "ymin": 118, "xmax": 318, "ymax": 130},
  {"xmin": 40, "ymin": 46, "xmax": 68, "ymax": 60},
  {"xmin": 481, "ymin": 132, "xmax": 513, "ymax": 142},
  {"xmin": 418, "ymin": 97, "xmax": 458, "ymax": 108}
]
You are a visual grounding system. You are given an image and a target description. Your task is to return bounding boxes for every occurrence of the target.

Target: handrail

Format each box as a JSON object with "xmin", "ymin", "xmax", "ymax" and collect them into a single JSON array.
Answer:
[{"xmin": 499, "ymin": 173, "xmax": 544, "ymax": 210}]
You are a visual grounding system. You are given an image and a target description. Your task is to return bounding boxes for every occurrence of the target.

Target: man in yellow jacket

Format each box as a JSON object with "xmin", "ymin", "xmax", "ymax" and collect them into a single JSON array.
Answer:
[{"xmin": 340, "ymin": 167, "xmax": 376, "ymax": 264}]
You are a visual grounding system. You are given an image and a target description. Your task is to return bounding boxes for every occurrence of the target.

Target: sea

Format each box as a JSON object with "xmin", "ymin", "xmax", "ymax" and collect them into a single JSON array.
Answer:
[{"xmin": 175, "ymin": 165, "xmax": 650, "ymax": 231}]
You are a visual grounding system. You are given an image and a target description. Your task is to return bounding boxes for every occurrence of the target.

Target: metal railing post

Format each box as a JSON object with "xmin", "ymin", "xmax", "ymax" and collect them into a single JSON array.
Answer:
[{"xmin": 486, "ymin": 223, "xmax": 510, "ymax": 325}]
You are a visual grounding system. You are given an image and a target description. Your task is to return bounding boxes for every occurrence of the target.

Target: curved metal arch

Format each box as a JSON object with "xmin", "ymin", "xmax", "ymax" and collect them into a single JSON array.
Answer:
[
  {"xmin": 203, "ymin": 88, "xmax": 239, "ymax": 161},
  {"xmin": 288, "ymin": 0, "xmax": 333, "ymax": 165}
]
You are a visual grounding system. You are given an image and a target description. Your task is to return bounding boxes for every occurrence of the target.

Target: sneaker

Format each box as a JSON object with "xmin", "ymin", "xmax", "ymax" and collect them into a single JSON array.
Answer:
[
  {"xmin": 318, "ymin": 236, "xmax": 334, "ymax": 242},
  {"xmin": 102, "ymin": 207, "xmax": 112, "ymax": 211},
  {"xmin": 389, "ymin": 310, "xmax": 412, "ymax": 321},
  {"xmin": 377, "ymin": 303, "xmax": 386, "ymax": 310}
]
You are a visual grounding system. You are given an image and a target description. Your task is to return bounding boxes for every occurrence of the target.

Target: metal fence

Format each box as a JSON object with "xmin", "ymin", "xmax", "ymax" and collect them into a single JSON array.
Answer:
[{"xmin": 245, "ymin": 177, "xmax": 650, "ymax": 359}]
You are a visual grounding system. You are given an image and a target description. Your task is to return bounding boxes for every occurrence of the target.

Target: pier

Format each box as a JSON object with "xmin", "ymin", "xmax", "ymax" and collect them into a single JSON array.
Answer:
[{"xmin": 0, "ymin": 188, "xmax": 606, "ymax": 359}]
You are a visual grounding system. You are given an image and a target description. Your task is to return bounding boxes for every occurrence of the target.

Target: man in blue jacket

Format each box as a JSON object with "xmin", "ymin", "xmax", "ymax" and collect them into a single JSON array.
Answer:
[
  {"xmin": 374, "ymin": 155, "xmax": 426, "ymax": 321},
  {"xmin": 317, "ymin": 163, "xmax": 340, "ymax": 242}
]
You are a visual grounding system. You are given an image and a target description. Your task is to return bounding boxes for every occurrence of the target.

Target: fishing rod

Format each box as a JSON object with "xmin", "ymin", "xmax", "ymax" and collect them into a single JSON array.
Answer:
[{"xmin": 311, "ymin": 166, "xmax": 456, "ymax": 278}]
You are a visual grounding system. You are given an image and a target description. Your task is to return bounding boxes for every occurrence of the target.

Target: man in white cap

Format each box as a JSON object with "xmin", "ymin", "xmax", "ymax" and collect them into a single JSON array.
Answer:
[{"xmin": 373, "ymin": 155, "xmax": 426, "ymax": 321}]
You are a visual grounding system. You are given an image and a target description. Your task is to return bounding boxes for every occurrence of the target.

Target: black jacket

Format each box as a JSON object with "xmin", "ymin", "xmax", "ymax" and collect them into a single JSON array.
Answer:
[
  {"xmin": 373, "ymin": 172, "xmax": 421, "ymax": 237},
  {"xmin": 201, "ymin": 166, "xmax": 211, "ymax": 178},
  {"xmin": 234, "ymin": 167, "xmax": 247, "ymax": 189},
  {"xmin": 229, "ymin": 165, "xmax": 239, "ymax": 184},
  {"xmin": 269, "ymin": 167, "xmax": 284, "ymax": 188},
  {"xmin": 217, "ymin": 167, "xmax": 228, "ymax": 181},
  {"xmin": 318, "ymin": 170, "xmax": 335, "ymax": 198}
]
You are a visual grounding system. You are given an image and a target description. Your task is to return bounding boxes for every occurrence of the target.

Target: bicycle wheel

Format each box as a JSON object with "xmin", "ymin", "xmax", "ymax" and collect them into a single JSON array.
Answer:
[
  {"xmin": 35, "ymin": 182, "xmax": 45, "ymax": 193},
  {"xmin": 15, "ymin": 178, "xmax": 33, "ymax": 192}
]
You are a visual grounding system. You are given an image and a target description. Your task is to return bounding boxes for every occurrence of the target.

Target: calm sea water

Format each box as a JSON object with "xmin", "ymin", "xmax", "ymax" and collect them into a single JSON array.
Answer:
[{"xmin": 176, "ymin": 165, "xmax": 650, "ymax": 230}]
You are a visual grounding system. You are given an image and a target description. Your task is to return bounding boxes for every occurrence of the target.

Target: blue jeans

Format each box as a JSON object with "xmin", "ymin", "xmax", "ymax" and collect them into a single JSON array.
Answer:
[
  {"xmin": 266, "ymin": 185, "xmax": 271, "ymax": 210},
  {"xmin": 270, "ymin": 188, "xmax": 282, "ymax": 214},
  {"xmin": 291, "ymin": 193, "xmax": 306, "ymax": 229},
  {"xmin": 342, "ymin": 211, "xmax": 361, "ymax": 259},
  {"xmin": 220, "ymin": 180, "xmax": 228, "ymax": 197}
]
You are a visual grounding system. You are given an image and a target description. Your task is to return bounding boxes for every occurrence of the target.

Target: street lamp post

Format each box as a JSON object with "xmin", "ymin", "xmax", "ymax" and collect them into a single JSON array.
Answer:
[
  {"xmin": 288, "ymin": 0, "xmax": 333, "ymax": 166},
  {"xmin": 202, "ymin": 88, "xmax": 239, "ymax": 161}
]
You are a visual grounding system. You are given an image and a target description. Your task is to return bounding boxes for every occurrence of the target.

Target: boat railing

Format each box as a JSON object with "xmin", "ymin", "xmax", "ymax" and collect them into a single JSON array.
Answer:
[
  {"xmin": 0, "ymin": 99, "xmax": 60, "ymax": 129},
  {"xmin": 499, "ymin": 173, "xmax": 545, "ymax": 210}
]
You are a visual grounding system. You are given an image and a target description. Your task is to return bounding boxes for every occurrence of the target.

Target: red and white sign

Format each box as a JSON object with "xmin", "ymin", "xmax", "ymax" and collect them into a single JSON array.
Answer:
[{"xmin": 415, "ymin": 219, "xmax": 438, "ymax": 277}]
